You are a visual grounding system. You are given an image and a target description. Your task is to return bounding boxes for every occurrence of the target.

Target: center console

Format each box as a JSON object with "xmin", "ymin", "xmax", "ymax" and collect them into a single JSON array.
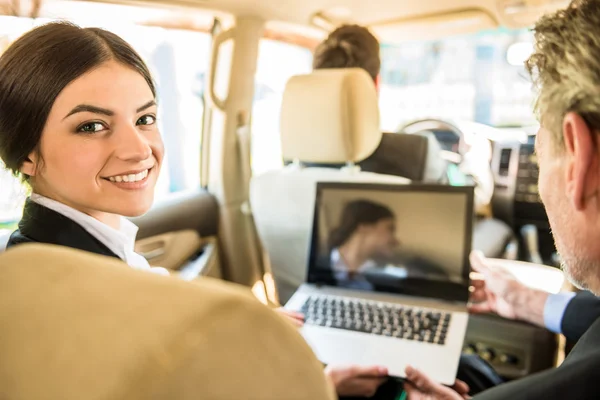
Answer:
[
  {"xmin": 464, "ymin": 314, "xmax": 558, "ymax": 379},
  {"xmin": 491, "ymin": 136, "xmax": 556, "ymax": 264}
]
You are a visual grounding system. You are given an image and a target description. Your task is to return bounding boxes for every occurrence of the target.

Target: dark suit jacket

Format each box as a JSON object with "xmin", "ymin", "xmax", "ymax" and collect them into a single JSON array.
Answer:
[
  {"xmin": 475, "ymin": 315, "xmax": 600, "ymax": 399},
  {"xmin": 7, "ymin": 199, "xmax": 120, "ymax": 260},
  {"xmin": 562, "ymin": 291, "xmax": 600, "ymax": 342}
]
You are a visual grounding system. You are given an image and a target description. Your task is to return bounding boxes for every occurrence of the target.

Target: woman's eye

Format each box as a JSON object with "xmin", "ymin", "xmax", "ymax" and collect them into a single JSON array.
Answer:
[
  {"xmin": 77, "ymin": 122, "xmax": 105, "ymax": 133},
  {"xmin": 137, "ymin": 115, "xmax": 156, "ymax": 126}
]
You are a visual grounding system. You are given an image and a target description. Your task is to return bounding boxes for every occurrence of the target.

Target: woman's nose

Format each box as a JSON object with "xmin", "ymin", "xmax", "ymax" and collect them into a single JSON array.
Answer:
[{"xmin": 114, "ymin": 125, "xmax": 152, "ymax": 161}]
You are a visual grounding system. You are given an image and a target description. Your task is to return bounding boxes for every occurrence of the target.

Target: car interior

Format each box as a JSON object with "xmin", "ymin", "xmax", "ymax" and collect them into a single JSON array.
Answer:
[{"xmin": 0, "ymin": 0, "xmax": 578, "ymax": 392}]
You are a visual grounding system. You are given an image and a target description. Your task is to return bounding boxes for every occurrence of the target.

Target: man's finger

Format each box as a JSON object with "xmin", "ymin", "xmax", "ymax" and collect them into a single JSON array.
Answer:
[
  {"xmin": 469, "ymin": 251, "xmax": 491, "ymax": 275},
  {"xmin": 468, "ymin": 301, "xmax": 492, "ymax": 314},
  {"xmin": 287, "ymin": 313, "xmax": 304, "ymax": 321},
  {"xmin": 470, "ymin": 279, "xmax": 486, "ymax": 289},
  {"xmin": 276, "ymin": 308, "xmax": 305, "ymax": 320},
  {"xmin": 469, "ymin": 289, "xmax": 487, "ymax": 303},
  {"xmin": 405, "ymin": 366, "xmax": 436, "ymax": 391},
  {"xmin": 353, "ymin": 377, "xmax": 388, "ymax": 394},
  {"xmin": 403, "ymin": 381, "xmax": 419, "ymax": 397},
  {"xmin": 453, "ymin": 379, "xmax": 470, "ymax": 396},
  {"xmin": 350, "ymin": 365, "xmax": 388, "ymax": 378}
]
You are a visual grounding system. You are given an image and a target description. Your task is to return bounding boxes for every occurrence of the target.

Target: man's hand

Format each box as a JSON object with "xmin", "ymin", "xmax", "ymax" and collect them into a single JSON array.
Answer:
[
  {"xmin": 404, "ymin": 366, "xmax": 469, "ymax": 400},
  {"xmin": 324, "ymin": 365, "xmax": 388, "ymax": 397},
  {"xmin": 275, "ymin": 307, "xmax": 305, "ymax": 327},
  {"xmin": 468, "ymin": 251, "xmax": 548, "ymax": 327}
]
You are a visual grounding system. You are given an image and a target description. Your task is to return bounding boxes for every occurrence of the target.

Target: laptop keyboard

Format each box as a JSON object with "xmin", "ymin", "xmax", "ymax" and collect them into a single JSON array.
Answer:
[{"xmin": 300, "ymin": 295, "xmax": 451, "ymax": 345}]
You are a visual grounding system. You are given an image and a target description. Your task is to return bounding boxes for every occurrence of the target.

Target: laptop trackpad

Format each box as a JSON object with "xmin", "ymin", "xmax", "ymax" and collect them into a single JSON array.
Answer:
[
  {"xmin": 300, "ymin": 324, "xmax": 460, "ymax": 385},
  {"xmin": 302, "ymin": 325, "xmax": 370, "ymax": 362}
]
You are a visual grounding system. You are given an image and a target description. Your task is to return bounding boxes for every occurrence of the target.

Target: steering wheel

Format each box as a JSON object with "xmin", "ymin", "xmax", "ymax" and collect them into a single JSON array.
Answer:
[{"xmin": 398, "ymin": 119, "xmax": 495, "ymax": 214}]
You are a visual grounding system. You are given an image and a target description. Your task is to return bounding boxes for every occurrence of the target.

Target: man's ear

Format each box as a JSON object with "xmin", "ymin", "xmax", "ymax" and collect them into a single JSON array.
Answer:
[
  {"xmin": 20, "ymin": 151, "xmax": 39, "ymax": 177},
  {"xmin": 563, "ymin": 112, "xmax": 597, "ymax": 210},
  {"xmin": 375, "ymin": 74, "xmax": 381, "ymax": 94}
]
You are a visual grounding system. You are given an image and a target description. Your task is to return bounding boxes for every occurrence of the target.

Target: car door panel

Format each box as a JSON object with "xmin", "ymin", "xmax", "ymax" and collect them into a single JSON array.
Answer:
[{"xmin": 131, "ymin": 189, "xmax": 221, "ymax": 277}]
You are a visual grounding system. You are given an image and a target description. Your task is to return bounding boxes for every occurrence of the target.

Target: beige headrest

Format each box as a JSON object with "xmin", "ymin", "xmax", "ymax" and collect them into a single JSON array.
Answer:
[
  {"xmin": 0, "ymin": 244, "xmax": 335, "ymax": 400},
  {"xmin": 281, "ymin": 68, "xmax": 382, "ymax": 164}
]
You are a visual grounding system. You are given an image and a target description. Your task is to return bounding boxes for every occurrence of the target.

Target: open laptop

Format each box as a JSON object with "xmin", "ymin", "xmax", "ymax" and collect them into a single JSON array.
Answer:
[{"xmin": 285, "ymin": 182, "xmax": 474, "ymax": 385}]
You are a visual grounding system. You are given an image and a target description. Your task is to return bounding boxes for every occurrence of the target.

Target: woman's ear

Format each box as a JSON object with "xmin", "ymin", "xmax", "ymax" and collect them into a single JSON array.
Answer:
[{"xmin": 20, "ymin": 152, "xmax": 39, "ymax": 177}]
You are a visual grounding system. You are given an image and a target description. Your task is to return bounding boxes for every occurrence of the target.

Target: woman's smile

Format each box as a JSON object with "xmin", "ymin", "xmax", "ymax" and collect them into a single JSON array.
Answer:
[{"xmin": 102, "ymin": 167, "xmax": 154, "ymax": 190}]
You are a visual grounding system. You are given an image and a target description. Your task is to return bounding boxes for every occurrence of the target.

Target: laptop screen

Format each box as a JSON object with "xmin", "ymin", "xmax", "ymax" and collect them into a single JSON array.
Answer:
[{"xmin": 307, "ymin": 182, "xmax": 474, "ymax": 303}]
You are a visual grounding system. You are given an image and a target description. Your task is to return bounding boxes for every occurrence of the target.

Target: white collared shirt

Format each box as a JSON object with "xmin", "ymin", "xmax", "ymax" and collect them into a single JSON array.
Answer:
[
  {"xmin": 330, "ymin": 248, "xmax": 376, "ymax": 290},
  {"xmin": 30, "ymin": 193, "xmax": 169, "ymax": 277}
]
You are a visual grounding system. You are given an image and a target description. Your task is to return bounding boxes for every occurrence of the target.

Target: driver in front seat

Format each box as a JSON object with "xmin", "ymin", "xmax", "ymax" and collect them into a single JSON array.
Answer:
[{"xmin": 310, "ymin": 25, "xmax": 445, "ymax": 183}]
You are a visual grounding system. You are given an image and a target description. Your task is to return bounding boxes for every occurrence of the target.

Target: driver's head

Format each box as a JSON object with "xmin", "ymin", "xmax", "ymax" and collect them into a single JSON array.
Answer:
[
  {"xmin": 313, "ymin": 24, "xmax": 381, "ymax": 85},
  {"xmin": 529, "ymin": 0, "xmax": 600, "ymax": 293}
]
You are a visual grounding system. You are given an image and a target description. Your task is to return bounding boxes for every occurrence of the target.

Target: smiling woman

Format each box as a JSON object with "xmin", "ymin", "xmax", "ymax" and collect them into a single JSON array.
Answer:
[
  {"xmin": 0, "ymin": 22, "xmax": 163, "ymax": 228},
  {"xmin": 0, "ymin": 16, "xmax": 210, "ymax": 225},
  {"xmin": 0, "ymin": 22, "xmax": 167, "ymax": 275}
]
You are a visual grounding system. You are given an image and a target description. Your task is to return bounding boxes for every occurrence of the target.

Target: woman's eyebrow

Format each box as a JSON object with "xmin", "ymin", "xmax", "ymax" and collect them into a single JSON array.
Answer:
[
  {"xmin": 137, "ymin": 100, "xmax": 156, "ymax": 113},
  {"xmin": 63, "ymin": 104, "xmax": 113, "ymax": 120},
  {"xmin": 62, "ymin": 100, "xmax": 156, "ymax": 120}
]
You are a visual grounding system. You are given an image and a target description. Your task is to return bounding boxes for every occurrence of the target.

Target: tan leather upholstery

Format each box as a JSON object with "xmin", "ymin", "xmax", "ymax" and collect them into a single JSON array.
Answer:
[
  {"xmin": 252, "ymin": 68, "xmax": 409, "ymax": 303},
  {"xmin": 281, "ymin": 68, "xmax": 382, "ymax": 164},
  {"xmin": 0, "ymin": 244, "xmax": 336, "ymax": 400}
]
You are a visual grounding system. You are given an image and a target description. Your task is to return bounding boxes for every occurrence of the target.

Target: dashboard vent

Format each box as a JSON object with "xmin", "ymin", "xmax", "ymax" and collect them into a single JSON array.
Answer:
[{"xmin": 499, "ymin": 148, "xmax": 512, "ymax": 176}]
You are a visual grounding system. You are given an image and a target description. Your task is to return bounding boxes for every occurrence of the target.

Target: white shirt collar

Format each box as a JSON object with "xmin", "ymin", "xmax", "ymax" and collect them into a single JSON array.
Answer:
[
  {"xmin": 330, "ymin": 248, "xmax": 376, "ymax": 274},
  {"xmin": 330, "ymin": 248, "xmax": 375, "ymax": 290},
  {"xmin": 30, "ymin": 193, "xmax": 169, "ymax": 276}
]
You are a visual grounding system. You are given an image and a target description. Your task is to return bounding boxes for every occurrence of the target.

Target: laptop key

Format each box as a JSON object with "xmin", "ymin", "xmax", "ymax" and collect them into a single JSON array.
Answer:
[{"xmin": 300, "ymin": 295, "xmax": 450, "ymax": 346}]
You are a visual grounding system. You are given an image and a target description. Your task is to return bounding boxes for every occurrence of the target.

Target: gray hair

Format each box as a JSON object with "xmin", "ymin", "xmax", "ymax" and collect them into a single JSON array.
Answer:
[{"xmin": 526, "ymin": 0, "xmax": 600, "ymax": 149}]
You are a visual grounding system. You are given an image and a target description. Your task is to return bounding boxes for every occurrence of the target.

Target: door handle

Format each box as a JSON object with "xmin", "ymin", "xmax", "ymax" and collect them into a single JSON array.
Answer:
[{"xmin": 138, "ymin": 248, "xmax": 165, "ymax": 260}]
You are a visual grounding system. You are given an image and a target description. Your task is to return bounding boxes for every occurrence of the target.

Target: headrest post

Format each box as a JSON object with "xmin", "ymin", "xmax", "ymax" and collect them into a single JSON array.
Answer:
[
  {"xmin": 341, "ymin": 161, "xmax": 361, "ymax": 174},
  {"xmin": 288, "ymin": 159, "xmax": 304, "ymax": 170}
]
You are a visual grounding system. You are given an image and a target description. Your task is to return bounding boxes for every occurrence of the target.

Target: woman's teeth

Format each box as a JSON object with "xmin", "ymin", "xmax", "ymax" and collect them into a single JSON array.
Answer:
[{"xmin": 108, "ymin": 169, "xmax": 149, "ymax": 183}]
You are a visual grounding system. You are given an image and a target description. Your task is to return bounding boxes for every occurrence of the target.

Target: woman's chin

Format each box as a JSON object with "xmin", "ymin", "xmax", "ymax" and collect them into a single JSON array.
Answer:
[{"xmin": 114, "ymin": 201, "xmax": 153, "ymax": 218}]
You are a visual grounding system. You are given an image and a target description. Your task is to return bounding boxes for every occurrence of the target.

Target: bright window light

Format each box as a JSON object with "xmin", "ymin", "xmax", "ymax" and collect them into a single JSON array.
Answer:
[{"xmin": 506, "ymin": 42, "xmax": 534, "ymax": 66}]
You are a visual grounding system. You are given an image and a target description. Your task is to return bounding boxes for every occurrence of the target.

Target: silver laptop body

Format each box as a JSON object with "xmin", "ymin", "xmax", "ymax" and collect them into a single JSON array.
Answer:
[{"xmin": 285, "ymin": 182, "xmax": 474, "ymax": 385}]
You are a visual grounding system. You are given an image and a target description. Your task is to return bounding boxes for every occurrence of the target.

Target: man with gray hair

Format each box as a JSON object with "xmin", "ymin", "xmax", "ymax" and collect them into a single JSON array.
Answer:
[{"xmin": 405, "ymin": 0, "xmax": 600, "ymax": 397}]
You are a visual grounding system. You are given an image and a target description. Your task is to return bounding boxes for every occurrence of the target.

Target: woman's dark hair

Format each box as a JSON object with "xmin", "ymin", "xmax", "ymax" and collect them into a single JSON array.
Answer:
[
  {"xmin": 328, "ymin": 199, "xmax": 394, "ymax": 250},
  {"xmin": 0, "ymin": 21, "xmax": 156, "ymax": 177},
  {"xmin": 313, "ymin": 24, "xmax": 381, "ymax": 82}
]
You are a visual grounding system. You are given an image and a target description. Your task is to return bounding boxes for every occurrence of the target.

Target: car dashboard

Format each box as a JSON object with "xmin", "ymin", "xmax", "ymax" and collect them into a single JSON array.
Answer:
[{"xmin": 490, "ymin": 133, "xmax": 557, "ymax": 265}]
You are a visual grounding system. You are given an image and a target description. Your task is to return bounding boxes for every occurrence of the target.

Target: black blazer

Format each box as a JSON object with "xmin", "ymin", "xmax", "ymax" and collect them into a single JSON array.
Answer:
[
  {"xmin": 475, "ymin": 315, "xmax": 600, "ymax": 399},
  {"xmin": 7, "ymin": 199, "xmax": 120, "ymax": 260},
  {"xmin": 561, "ymin": 291, "xmax": 600, "ymax": 343}
]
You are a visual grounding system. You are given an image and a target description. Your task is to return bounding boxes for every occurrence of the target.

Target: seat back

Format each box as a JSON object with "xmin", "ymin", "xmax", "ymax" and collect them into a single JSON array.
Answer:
[
  {"xmin": 0, "ymin": 244, "xmax": 335, "ymax": 400},
  {"xmin": 359, "ymin": 131, "xmax": 447, "ymax": 182},
  {"xmin": 294, "ymin": 131, "xmax": 447, "ymax": 183},
  {"xmin": 251, "ymin": 69, "xmax": 409, "ymax": 303}
]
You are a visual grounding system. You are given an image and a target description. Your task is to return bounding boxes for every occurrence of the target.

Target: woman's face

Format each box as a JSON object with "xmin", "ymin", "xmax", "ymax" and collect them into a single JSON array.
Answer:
[
  {"xmin": 361, "ymin": 217, "xmax": 399, "ymax": 258},
  {"xmin": 21, "ymin": 60, "xmax": 163, "ymax": 227}
]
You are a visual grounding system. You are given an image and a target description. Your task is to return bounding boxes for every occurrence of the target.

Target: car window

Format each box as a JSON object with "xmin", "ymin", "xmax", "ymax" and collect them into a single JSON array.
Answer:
[
  {"xmin": 251, "ymin": 39, "xmax": 313, "ymax": 176},
  {"xmin": 379, "ymin": 28, "xmax": 536, "ymax": 131}
]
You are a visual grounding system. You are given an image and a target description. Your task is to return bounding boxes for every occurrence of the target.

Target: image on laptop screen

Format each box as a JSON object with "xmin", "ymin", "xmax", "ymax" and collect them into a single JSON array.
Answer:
[{"xmin": 307, "ymin": 183, "xmax": 475, "ymax": 302}]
